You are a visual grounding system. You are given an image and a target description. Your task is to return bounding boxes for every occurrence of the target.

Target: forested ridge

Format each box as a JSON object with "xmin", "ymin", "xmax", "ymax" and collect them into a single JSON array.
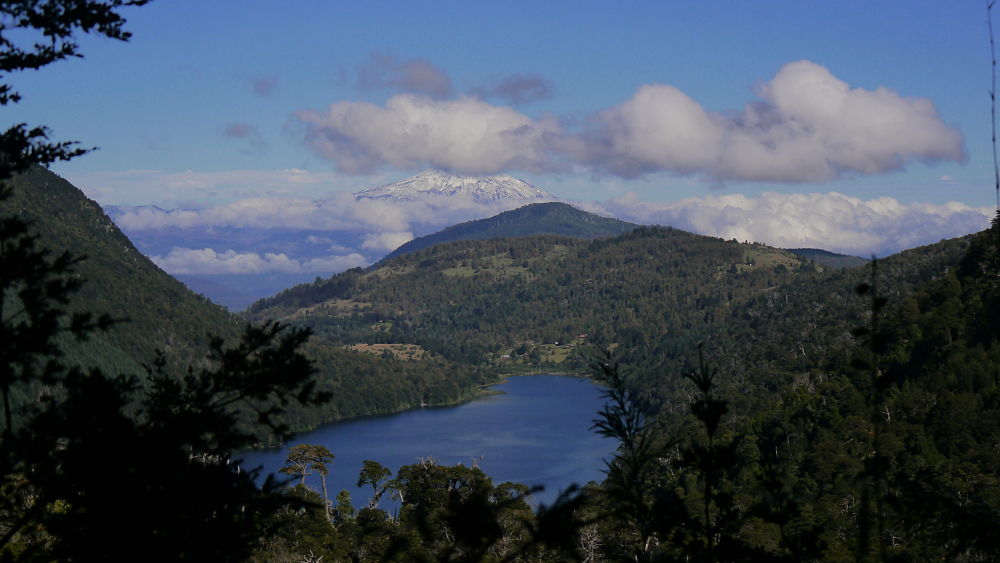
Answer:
[
  {"xmin": 247, "ymin": 221, "xmax": 1000, "ymax": 563},
  {"xmin": 383, "ymin": 202, "xmax": 640, "ymax": 261},
  {"xmin": 248, "ymin": 223, "xmax": 970, "ymax": 414}
]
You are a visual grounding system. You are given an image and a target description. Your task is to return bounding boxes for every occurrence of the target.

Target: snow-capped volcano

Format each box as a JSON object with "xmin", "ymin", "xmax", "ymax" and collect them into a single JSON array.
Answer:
[{"xmin": 354, "ymin": 170, "xmax": 555, "ymax": 204}]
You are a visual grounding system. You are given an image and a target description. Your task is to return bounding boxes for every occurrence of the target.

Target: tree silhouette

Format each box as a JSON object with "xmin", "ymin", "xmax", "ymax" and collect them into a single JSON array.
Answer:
[
  {"xmin": 281, "ymin": 444, "xmax": 335, "ymax": 521},
  {"xmin": 0, "ymin": 2, "xmax": 335, "ymax": 559}
]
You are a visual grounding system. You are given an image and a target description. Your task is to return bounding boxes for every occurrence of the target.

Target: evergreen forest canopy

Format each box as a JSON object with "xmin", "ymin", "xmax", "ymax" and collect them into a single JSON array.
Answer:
[
  {"xmin": 0, "ymin": 1, "xmax": 998, "ymax": 560},
  {"xmin": 246, "ymin": 218, "xmax": 1000, "ymax": 562},
  {"xmin": 382, "ymin": 202, "xmax": 640, "ymax": 262}
]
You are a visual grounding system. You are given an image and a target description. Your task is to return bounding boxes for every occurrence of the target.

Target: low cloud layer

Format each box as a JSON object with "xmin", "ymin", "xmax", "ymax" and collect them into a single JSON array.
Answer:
[
  {"xmin": 592, "ymin": 191, "xmax": 991, "ymax": 257},
  {"xmin": 71, "ymin": 168, "xmax": 360, "ymax": 207},
  {"xmin": 298, "ymin": 60, "xmax": 964, "ymax": 182},
  {"xmin": 362, "ymin": 231, "xmax": 414, "ymax": 251},
  {"xmin": 113, "ymin": 193, "xmax": 524, "ymax": 234},
  {"xmin": 113, "ymin": 183, "xmax": 992, "ymax": 274},
  {"xmin": 152, "ymin": 247, "xmax": 367, "ymax": 276}
]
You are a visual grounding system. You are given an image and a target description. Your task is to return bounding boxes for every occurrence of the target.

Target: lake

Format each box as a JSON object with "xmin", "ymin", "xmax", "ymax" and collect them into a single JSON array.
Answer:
[{"xmin": 239, "ymin": 374, "xmax": 616, "ymax": 507}]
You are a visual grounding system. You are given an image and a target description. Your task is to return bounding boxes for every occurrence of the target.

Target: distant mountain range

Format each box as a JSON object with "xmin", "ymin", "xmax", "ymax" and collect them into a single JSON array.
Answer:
[
  {"xmin": 99, "ymin": 170, "xmax": 867, "ymax": 311},
  {"xmin": 383, "ymin": 202, "xmax": 639, "ymax": 261},
  {"xmin": 354, "ymin": 170, "xmax": 554, "ymax": 203}
]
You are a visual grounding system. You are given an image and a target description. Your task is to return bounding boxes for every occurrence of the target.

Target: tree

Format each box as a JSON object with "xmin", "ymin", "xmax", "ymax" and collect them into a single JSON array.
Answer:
[
  {"xmin": 0, "ymin": 0, "xmax": 149, "ymax": 180},
  {"xmin": 0, "ymin": 2, "xmax": 335, "ymax": 558},
  {"xmin": 0, "ymin": 0, "xmax": 145, "ymax": 438},
  {"xmin": 591, "ymin": 355, "xmax": 666, "ymax": 561},
  {"xmin": 0, "ymin": 321, "xmax": 330, "ymax": 559},
  {"xmin": 282, "ymin": 444, "xmax": 335, "ymax": 522},
  {"xmin": 357, "ymin": 459, "xmax": 392, "ymax": 509}
]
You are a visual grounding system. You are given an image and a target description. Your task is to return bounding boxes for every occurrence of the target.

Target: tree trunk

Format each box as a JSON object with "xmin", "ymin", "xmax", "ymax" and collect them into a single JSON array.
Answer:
[{"xmin": 320, "ymin": 473, "xmax": 331, "ymax": 523}]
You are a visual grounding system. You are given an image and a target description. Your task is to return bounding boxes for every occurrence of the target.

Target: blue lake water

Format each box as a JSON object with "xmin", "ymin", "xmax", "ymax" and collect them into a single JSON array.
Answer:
[{"xmin": 239, "ymin": 374, "xmax": 615, "ymax": 507}]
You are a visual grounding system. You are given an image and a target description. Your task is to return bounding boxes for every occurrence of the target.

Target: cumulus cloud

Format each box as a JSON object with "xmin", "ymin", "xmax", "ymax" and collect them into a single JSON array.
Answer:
[
  {"xmin": 573, "ymin": 61, "xmax": 964, "ymax": 181},
  {"xmin": 362, "ymin": 231, "xmax": 414, "ymax": 252},
  {"xmin": 473, "ymin": 73, "xmax": 555, "ymax": 105},
  {"xmin": 295, "ymin": 94, "xmax": 562, "ymax": 174},
  {"xmin": 592, "ymin": 191, "xmax": 991, "ymax": 256},
  {"xmin": 357, "ymin": 53, "xmax": 452, "ymax": 98},
  {"xmin": 151, "ymin": 247, "xmax": 367, "ymax": 275},
  {"xmin": 568, "ymin": 84, "xmax": 726, "ymax": 177},
  {"xmin": 299, "ymin": 60, "xmax": 963, "ymax": 183}
]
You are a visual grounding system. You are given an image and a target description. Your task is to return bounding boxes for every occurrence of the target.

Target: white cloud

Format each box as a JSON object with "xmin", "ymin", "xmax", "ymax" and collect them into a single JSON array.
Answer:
[
  {"xmin": 151, "ymin": 247, "xmax": 367, "ymax": 276},
  {"xmin": 295, "ymin": 94, "xmax": 563, "ymax": 175},
  {"xmin": 113, "ymin": 190, "xmax": 533, "ymax": 237},
  {"xmin": 361, "ymin": 231, "xmax": 414, "ymax": 252},
  {"xmin": 567, "ymin": 84, "xmax": 726, "ymax": 177},
  {"xmin": 592, "ymin": 191, "xmax": 991, "ymax": 256},
  {"xmin": 577, "ymin": 61, "xmax": 964, "ymax": 182},
  {"xmin": 296, "ymin": 60, "xmax": 963, "ymax": 183},
  {"xmin": 67, "ymin": 168, "xmax": 363, "ymax": 207}
]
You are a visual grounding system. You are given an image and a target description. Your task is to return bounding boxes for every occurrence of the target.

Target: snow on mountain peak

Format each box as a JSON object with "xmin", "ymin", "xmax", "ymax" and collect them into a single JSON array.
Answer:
[{"xmin": 354, "ymin": 170, "xmax": 555, "ymax": 204}]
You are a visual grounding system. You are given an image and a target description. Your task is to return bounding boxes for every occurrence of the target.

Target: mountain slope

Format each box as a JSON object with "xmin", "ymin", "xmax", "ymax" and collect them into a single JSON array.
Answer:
[
  {"xmin": 247, "ymin": 228, "xmax": 818, "ymax": 367},
  {"xmin": 1, "ymin": 168, "xmax": 500, "ymax": 428},
  {"xmin": 354, "ymin": 170, "xmax": 554, "ymax": 203},
  {"xmin": 249, "ymin": 226, "xmax": 972, "ymax": 419},
  {"xmin": 383, "ymin": 202, "xmax": 639, "ymax": 261},
  {"xmin": 2, "ymin": 166, "xmax": 240, "ymax": 373}
]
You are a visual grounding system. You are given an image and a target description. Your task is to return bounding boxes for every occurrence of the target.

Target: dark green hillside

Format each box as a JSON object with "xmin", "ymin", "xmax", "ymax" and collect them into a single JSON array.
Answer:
[
  {"xmin": 1, "ymin": 167, "xmax": 491, "ymax": 429},
  {"xmin": 669, "ymin": 234, "xmax": 972, "ymax": 416},
  {"xmin": 250, "ymin": 227, "xmax": 819, "ymax": 372},
  {"xmin": 2, "ymin": 167, "xmax": 240, "ymax": 373},
  {"xmin": 249, "ymin": 224, "xmax": 999, "ymax": 561},
  {"xmin": 250, "ymin": 225, "xmax": 972, "ymax": 421},
  {"xmin": 382, "ymin": 201, "xmax": 639, "ymax": 261}
]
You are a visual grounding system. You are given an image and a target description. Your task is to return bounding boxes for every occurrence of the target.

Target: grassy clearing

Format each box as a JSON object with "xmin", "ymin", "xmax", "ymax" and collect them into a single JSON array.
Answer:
[
  {"xmin": 344, "ymin": 343, "xmax": 429, "ymax": 360},
  {"xmin": 441, "ymin": 252, "xmax": 533, "ymax": 280},
  {"xmin": 287, "ymin": 298, "xmax": 371, "ymax": 320}
]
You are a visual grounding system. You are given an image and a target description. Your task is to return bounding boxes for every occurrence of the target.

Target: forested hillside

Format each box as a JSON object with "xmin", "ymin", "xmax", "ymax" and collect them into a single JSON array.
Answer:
[
  {"xmin": 250, "ymin": 226, "xmax": 967, "ymax": 393},
  {"xmin": 255, "ymin": 223, "xmax": 999, "ymax": 562},
  {"xmin": 0, "ymin": 168, "xmax": 491, "ymax": 429},
  {"xmin": 383, "ymin": 202, "xmax": 639, "ymax": 261},
  {"xmin": 1, "ymin": 167, "xmax": 240, "ymax": 373}
]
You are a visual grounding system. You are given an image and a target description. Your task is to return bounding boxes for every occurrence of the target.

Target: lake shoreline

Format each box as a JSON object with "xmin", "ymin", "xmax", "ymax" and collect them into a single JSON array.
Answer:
[
  {"xmin": 262, "ymin": 370, "xmax": 593, "ymax": 449},
  {"xmin": 240, "ymin": 374, "xmax": 615, "ymax": 509}
]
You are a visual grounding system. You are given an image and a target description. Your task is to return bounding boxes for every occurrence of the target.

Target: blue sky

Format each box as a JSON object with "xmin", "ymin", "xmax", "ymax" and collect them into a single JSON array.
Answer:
[{"xmin": 5, "ymin": 1, "xmax": 996, "ymax": 284}]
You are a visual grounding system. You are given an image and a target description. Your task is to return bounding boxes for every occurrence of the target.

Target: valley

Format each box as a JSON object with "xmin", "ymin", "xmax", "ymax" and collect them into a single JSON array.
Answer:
[
  {"xmin": 3, "ymin": 3, "xmax": 998, "ymax": 560},
  {"xmin": 4, "ymin": 165, "xmax": 998, "ymax": 561}
]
